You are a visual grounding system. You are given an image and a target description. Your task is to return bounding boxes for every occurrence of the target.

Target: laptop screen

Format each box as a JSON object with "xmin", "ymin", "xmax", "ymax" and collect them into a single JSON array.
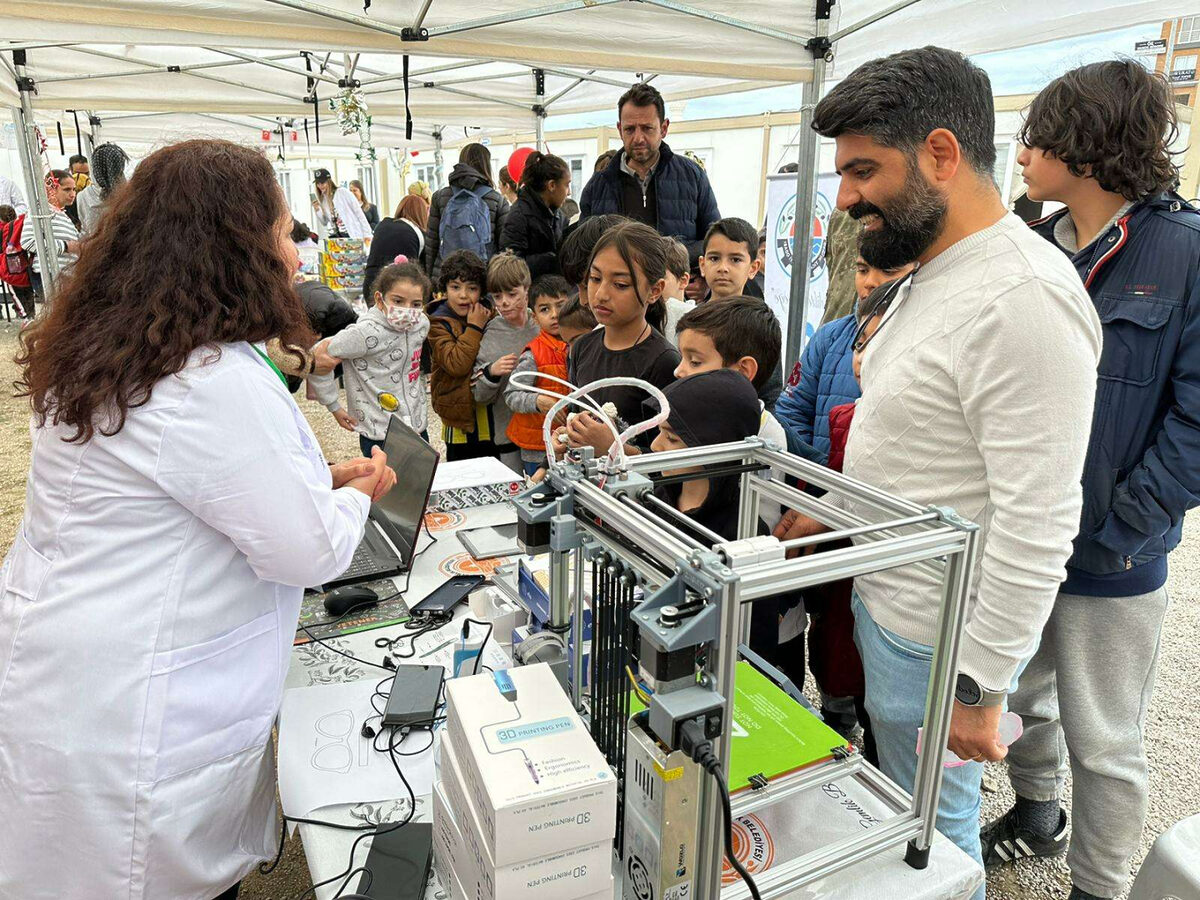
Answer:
[{"xmin": 371, "ymin": 417, "xmax": 440, "ymax": 569}]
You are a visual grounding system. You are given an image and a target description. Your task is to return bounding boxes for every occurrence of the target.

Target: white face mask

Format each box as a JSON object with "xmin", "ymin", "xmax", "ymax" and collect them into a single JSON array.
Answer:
[{"xmin": 386, "ymin": 305, "xmax": 428, "ymax": 333}]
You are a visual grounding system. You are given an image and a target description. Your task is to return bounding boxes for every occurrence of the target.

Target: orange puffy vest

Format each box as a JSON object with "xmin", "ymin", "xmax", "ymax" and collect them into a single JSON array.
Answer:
[{"xmin": 507, "ymin": 330, "xmax": 569, "ymax": 450}]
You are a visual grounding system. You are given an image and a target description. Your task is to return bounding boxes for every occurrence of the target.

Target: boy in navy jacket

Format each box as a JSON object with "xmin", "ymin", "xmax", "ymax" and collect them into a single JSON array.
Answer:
[{"xmin": 982, "ymin": 61, "xmax": 1200, "ymax": 900}]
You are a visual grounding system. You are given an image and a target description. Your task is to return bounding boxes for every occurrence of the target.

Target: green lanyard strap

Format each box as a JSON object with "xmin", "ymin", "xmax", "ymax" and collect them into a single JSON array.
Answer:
[{"xmin": 250, "ymin": 344, "xmax": 289, "ymax": 389}]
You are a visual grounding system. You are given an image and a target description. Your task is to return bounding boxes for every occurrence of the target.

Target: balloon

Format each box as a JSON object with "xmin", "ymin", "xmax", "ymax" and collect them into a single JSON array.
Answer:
[{"xmin": 507, "ymin": 147, "xmax": 535, "ymax": 185}]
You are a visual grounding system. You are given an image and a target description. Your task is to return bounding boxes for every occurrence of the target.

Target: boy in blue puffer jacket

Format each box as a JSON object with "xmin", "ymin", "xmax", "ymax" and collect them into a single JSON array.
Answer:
[{"xmin": 775, "ymin": 244, "xmax": 914, "ymax": 463}]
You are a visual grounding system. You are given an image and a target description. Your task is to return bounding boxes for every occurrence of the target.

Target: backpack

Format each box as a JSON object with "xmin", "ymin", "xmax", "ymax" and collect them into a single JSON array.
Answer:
[
  {"xmin": 439, "ymin": 183, "xmax": 492, "ymax": 259},
  {"xmin": 0, "ymin": 216, "xmax": 31, "ymax": 288}
]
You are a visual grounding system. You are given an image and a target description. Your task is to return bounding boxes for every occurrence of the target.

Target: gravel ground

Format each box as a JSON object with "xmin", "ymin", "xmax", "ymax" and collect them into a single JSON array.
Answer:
[{"xmin": 0, "ymin": 321, "xmax": 1195, "ymax": 899}]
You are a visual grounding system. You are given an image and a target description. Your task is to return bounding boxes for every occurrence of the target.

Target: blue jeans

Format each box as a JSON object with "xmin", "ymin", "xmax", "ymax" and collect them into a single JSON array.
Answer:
[{"xmin": 852, "ymin": 594, "xmax": 1026, "ymax": 900}]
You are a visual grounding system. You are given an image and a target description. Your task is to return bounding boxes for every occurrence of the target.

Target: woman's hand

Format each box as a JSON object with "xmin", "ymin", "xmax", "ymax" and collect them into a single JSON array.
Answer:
[
  {"xmin": 312, "ymin": 339, "xmax": 341, "ymax": 375},
  {"xmin": 344, "ymin": 447, "xmax": 397, "ymax": 502},
  {"xmin": 332, "ymin": 409, "xmax": 358, "ymax": 432},
  {"xmin": 330, "ymin": 457, "xmax": 374, "ymax": 489}
]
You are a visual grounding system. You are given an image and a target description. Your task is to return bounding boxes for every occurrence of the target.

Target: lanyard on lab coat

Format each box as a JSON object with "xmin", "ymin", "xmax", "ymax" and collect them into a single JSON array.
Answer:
[{"xmin": 250, "ymin": 345, "xmax": 289, "ymax": 389}]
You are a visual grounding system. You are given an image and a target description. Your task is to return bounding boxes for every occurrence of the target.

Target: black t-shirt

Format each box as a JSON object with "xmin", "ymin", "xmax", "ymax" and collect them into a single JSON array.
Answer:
[{"xmin": 568, "ymin": 327, "xmax": 680, "ymax": 429}]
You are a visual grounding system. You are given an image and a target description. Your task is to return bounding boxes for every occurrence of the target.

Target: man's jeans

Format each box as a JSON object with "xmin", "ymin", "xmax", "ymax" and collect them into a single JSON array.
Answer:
[{"xmin": 852, "ymin": 594, "xmax": 1027, "ymax": 900}]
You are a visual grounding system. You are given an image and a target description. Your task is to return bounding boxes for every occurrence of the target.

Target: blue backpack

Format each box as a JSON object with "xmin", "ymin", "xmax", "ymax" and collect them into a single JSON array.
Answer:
[{"xmin": 439, "ymin": 183, "xmax": 493, "ymax": 259}]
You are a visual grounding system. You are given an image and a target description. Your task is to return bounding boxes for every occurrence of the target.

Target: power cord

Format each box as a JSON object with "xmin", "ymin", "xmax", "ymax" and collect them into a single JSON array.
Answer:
[{"xmin": 679, "ymin": 719, "xmax": 763, "ymax": 900}]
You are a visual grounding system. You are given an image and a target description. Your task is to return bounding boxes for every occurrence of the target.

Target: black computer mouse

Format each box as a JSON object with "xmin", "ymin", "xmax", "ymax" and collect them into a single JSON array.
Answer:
[{"xmin": 323, "ymin": 585, "xmax": 380, "ymax": 618}]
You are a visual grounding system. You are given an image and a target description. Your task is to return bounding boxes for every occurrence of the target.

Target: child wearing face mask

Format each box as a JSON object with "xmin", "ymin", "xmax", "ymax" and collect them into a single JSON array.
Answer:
[
  {"xmin": 310, "ymin": 259, "xmax": 432, "ymax": 456},
  {"xmin": 473, "ymin": 253, "xmax": 541, "ymax": 472}
]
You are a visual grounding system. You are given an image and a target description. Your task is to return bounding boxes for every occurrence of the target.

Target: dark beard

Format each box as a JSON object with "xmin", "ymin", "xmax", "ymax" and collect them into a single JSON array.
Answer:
[{"xmin": 849, "ymin": 162, "xmax": 947, "ymax": 270}]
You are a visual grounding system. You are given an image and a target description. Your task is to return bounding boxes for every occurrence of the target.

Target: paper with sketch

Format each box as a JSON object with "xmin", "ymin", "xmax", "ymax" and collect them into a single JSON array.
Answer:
[
  {"xmin": 406, "ymin": 615, "xmax": 512, "ymax": 675},
  {"xmin": 278, "ymin": 677, "xmax": 436, "ymax": 819}
]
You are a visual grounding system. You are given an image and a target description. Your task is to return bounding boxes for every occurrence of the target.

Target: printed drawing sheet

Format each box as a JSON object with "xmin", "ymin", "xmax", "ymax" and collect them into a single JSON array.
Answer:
[{"xmin": 279, "ymin": 677, "xmax": 436, "ymax": 819}]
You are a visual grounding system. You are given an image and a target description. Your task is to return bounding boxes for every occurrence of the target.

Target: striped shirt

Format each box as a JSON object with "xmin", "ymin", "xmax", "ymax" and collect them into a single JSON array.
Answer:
[{"xmin": 20, "ymin": 208, "xmax": 80, "ymax": 275}]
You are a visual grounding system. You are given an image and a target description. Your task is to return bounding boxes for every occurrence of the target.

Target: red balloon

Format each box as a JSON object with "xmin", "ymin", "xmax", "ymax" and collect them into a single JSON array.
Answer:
[{"xmin": 507, "ymin": 147, "xmax": 535, "ymax": 184}]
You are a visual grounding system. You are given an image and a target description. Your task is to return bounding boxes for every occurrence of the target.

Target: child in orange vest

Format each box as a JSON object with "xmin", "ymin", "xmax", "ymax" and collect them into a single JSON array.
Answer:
[{"xmin": 504, "ymin": 275, "xmax": 573, "ymax": 476}]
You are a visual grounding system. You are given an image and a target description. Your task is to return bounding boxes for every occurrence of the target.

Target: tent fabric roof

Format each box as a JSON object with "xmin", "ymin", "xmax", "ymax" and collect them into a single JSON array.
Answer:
[
  {"xmin": 2, "ymin": 1, "xmax": 1191, "ymax": 152},
  {"xmin": 1, "ymin": 0, "xmax": 816, "ymax": 81},
  {"xmin": 0, "ymin": 44, "xmax": 786, "ymax": 125}
]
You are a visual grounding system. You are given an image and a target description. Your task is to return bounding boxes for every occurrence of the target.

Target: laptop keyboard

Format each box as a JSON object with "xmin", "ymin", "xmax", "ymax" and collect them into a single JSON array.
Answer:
[{"xmin": 341, "ymin": 544, "xmax": 379, "ymax": 578}]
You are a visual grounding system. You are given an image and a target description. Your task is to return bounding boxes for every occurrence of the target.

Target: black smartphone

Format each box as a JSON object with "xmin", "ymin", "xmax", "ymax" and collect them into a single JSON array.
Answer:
[
  {"xmin": 410, "ymin": 575, "xmax": 484, "ymax": 619},
  {"xmin": 356, "ymin": 822, "xmax": 432, "ymax": 900},
  {"xmin": 382, "ymin": 665, "xmax": 445, "ymax": 728}
]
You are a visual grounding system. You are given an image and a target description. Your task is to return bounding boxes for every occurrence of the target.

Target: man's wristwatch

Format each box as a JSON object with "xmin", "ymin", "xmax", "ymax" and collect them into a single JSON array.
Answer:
[{"xmin": 955, "ymin": 674, "xmax": 1006, "ymax": 707}]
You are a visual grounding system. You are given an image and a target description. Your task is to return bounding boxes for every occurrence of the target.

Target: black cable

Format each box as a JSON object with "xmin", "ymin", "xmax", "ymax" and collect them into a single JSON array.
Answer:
[
  {"xmin": 286, "ymin": 725, "xmax": 418, "ymax": 900},
  {"xmin": 679, "ymin": 720, "xmax": 762, "ymax": 900},
  {"xmin": 460, "ymin": 617, "xmax": 494, "ymax": 675},
  {"xmin": 706, "ymin": 756, "xmax": 762, "ymax": 900},
  {"xmin": 299, "ymin": 621, "xmax": 395, "ymax": 671}
]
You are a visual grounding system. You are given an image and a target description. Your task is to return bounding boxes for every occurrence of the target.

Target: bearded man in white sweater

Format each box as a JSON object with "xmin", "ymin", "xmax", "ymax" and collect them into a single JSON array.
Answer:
[{"xmin": 775, "ymin": 47, "xmax": 1102, "ymax": 895}]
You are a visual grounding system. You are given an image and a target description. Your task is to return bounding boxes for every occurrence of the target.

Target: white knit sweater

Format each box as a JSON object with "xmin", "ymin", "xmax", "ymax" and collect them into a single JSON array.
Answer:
[{"xmin": 839, "ymin": 213, "xmax": 1102, "ymax": 690}]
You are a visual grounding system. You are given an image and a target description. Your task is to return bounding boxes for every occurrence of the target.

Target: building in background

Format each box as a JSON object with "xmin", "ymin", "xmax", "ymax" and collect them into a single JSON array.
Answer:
[{"xmin": 1150, "ymin": 16, "xmax": 1199, "ymax": 109}]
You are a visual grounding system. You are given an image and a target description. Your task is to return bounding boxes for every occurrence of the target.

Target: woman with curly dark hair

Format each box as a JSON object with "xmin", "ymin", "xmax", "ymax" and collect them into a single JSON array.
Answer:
[{"xmin": 1, "ymin": 139, "xmax": 396, "ymax": 900}]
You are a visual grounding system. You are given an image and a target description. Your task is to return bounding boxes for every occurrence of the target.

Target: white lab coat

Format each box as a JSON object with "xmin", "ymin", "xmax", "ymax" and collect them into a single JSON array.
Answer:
[
  {"xmin": 0, "ymin": 342, "xmax": 370, "ymax": 900},
  {"xmin": 316, "ymin": 186, "xmax": 373, "ymax": 240}
]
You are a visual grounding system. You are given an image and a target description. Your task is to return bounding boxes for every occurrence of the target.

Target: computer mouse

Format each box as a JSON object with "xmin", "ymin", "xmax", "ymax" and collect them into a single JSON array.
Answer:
[{"xmin": 323, "ymin": 585, "xmax": 380, "ymax": 618}]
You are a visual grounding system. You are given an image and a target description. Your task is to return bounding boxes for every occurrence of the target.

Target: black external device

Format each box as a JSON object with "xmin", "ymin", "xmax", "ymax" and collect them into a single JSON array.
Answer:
[
  {"xmin": 409, "ymin": 575, "xmax": 484, "ymax": 620},
  {"xmin": 355, "ymin": 822, "xmax": 433, "ymax": 900},
  {"xmin": 382, "ymin": 664, "xmax": 445, "ymax": 728}
]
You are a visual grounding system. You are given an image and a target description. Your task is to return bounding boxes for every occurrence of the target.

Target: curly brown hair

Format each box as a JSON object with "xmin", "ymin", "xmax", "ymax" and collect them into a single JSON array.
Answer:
[
  {"xmin": 17, "ymin": 139, "xmax": 314, "ymax": 442},
  {"xmin": 1019, "ymin": 60, "xmax": 1179, "ymax": 201}
]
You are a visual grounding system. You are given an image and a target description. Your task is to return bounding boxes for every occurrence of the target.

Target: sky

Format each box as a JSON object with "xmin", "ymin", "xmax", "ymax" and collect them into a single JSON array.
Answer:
[{"xmin": 545, "ymin": 22, "xmax": 1165, "ymax": 133}]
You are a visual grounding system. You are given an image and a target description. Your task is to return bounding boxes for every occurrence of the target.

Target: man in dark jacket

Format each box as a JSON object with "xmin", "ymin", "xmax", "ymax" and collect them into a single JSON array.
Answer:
[
  {"xmin": 579, "ymin": 82, "xmax": 719, "ymax": 262},
  {"xmin": 424, "ymin": 145, "xmax": 510, "ymax": 281},
  {"xmin": 981, "ymin": 61, "xmax": 1200, "ymax": 900}
]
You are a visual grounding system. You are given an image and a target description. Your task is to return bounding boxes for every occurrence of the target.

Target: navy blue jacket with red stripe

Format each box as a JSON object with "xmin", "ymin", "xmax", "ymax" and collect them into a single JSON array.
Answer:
[{"xmin": 1031, "ymin": 191, "xmax": 1200, "ymax": 596}]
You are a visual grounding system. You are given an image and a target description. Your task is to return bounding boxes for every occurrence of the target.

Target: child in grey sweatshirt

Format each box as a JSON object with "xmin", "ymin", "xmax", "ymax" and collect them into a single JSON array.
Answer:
[
  {"xmin": 472, "ymin": 254, "xmax": 539, "ymax": 473},
  {"xmin": 310, "ymin": 262, "xmax": 432, "ymax": 457}
]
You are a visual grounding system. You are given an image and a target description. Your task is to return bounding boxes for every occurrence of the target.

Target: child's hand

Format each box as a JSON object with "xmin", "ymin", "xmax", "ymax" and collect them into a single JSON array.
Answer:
[
  {"xmin": 530, "ymin": 467, "xmax": 547, "ymax": 484},
  {"xmin": 332, "ymin": 409, "xmax": 358, "ymax": 432},
  {"xmin": 488, "ymin": 354, "xmax": 518, "ymax": 378},
  {"xmin": 566, "ymin": 412, "xmax": 615, "ymax": 454},
  {"xmin": 467, "ymin": 303, "xmax": 492, "ymax": 329},
  {"xmin": 549, "ymin": 425, "xmax": 570, "ymax": 459},
  {"xmin": 536, "ymin": 394, "xmax": 558, "ymax": 414}
]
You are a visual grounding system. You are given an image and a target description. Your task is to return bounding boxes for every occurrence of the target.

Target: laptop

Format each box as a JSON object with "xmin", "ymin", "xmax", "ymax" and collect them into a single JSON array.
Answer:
[{"xmin": 321, "ymin": 417, "xmax": 440, "ymax": 591}]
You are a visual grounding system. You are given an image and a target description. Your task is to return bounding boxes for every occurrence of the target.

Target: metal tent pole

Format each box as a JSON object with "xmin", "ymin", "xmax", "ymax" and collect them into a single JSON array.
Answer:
[
  {"xmin": 533, "ymin": 68, "xmax": 546, "ymax": 152},
  {"xmin": 784, "ymin": 0, "xmax": 925, "ymax": 365},
  {"xmin": 433, "ymin": 128, "xmax": 445, "ymax": 190},
  {"xmin": 10, "ymin": 51, "xmax": 60, "ymax": 296},
  {"xmin": 784, "ymin": 3, "xmax": 831, "ymax": 368}
]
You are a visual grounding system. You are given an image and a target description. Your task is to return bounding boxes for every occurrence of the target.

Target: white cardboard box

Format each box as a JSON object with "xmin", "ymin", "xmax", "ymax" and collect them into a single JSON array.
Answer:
[
  {"xmin": 443, "ymin": 664, "xmax": 616, "ymax": 865},
  {"xmin": 433, "ymin": 766, "xmax": 613, "ymax": 900},
  {"xmin": 429, "ymin": 457, "xmax": 524, "ymax": 511}
]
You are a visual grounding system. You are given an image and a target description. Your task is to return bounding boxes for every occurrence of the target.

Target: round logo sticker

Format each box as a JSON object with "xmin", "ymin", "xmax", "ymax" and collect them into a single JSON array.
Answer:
[
  {"xmin": 774, "ymin": 190, "xmax": 833, "ymax": 284},
  {"xmin": 720, "ymin": 814, "xmax": 775, "ymax": 885},
  {"xmin": 423, "ymin": 511, "xmax": 465, "ymax": 533},
  {"xmin": 437, "ymin": 552, "xmax": 510, "ymax": 578}
]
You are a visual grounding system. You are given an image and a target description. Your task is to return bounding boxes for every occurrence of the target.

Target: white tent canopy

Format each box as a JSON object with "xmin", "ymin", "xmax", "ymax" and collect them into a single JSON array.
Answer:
[{"xmin": 0, "ymin": 45, "xmax": 788, "ymax": 129}]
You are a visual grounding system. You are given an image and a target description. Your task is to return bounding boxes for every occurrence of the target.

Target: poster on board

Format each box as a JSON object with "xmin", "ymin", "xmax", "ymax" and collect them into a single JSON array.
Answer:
[{"xmin": 763, "ymin": 172, "xmax": 841, "ymax": 356}]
